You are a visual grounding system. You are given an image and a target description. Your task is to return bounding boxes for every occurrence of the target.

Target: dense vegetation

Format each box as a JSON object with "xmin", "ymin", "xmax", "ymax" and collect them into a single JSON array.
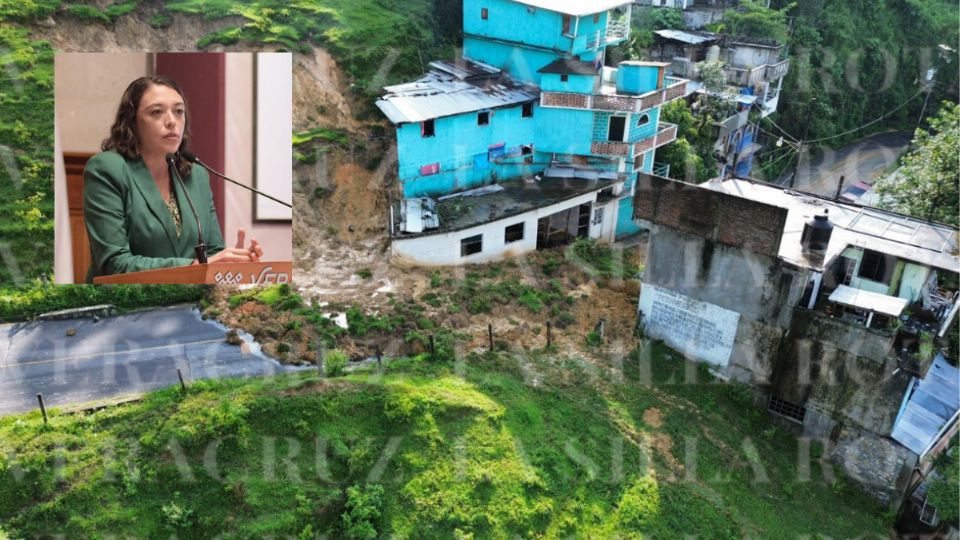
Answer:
[
  {"xmin": 0, "ymin": 282, "xmax": 206, "ymax": 321},
  {"xmin": 0, "ymin": 24, "xmax": 54, "ymax": 284},
  {"xmin": 0, "ymin": 344, "xmax": 888, "ymax": 538},
  {"xmin": 769, "ymin": 0, "xmax": 958, "ymax": 154},
  {"xmin": 876, "ymin": 101, "xmax": 959, "ymax": 226}
]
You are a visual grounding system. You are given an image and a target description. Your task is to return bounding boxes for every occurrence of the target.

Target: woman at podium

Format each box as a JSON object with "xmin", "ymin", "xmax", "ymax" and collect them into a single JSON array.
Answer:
[{"xmin": 83, "ymin": 76, "xmax": 262, "ymax": 282}]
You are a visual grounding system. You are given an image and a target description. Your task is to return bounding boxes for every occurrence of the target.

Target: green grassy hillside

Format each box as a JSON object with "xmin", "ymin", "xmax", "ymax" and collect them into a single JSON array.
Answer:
[{"xmin": 0, "ymin": 345, "xmax": 888, "ymax": 538}]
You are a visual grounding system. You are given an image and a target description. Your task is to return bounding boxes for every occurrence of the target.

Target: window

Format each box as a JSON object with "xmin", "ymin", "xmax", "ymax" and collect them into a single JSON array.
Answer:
[
  {"xmin": 560, "ymin": 74, "xmax": 569, "ymax": 83},
  {"xmin": 420, "ymin": 163, "xmax": 440, "ymax": 176},
  {"xmin": 522, "ymin": 102, "xmax": 534, "ymax": 118},
  {"xmin": 633, "ymin": 153, "xmax": 644, "ymax": 171},
  {"xmin": 636, "ymin": 113, "xmax": 650, "ymax": 127},
  {"xmin": 592, "ymin": 207, "xmax": 604, "ymax": 225},
  {"xmin": 593, "ymin": 13, "xmax": 600, "ymax": 24},
  {"xmin": 562, "ymin": 15, "xmax": 571, "ymax": 34},
  {"xmin": 520, "ymin": 144, "xmax": 533, "ymax": 155},
  {"xmin": 481, "ymin": 7, "xmax": 488, "ymax": 20},
  {"xmin": 768, "ymin": 395, "xmax": 806, "ymax": 423},
  {"xmin": 478, "ymin": 111, "xmax": 490, "ymax": 126},
  {"xmin": 608, "ymin": 116, "xmax": 626, "ymax": 142},
  {"xmin": 505, "ymin": 222, "xmax": 524, "ymax": 243},
  {"xmin": 421, "ymin": 119, "xmax": 434, "ymax": 138},
  {"xmin": 858, "ymin": 249, "xmax": 894, "ymax": 284},
  {"xmin": 461, "ymin": 234, "xmax": 482, "ymax": 256}
]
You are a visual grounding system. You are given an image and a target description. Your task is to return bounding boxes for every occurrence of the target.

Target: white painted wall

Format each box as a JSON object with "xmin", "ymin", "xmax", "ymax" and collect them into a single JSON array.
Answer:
[
  {"xmin": 223, "ymin": 53, "xmax": 292, "ymax": 262},
  {"xmin": 638, "ymin": 283, "xmax": 741, "ymax": 367},
  {"xmin": 392, "ymin": 191, "xmax": 601, "ymax": 266}
]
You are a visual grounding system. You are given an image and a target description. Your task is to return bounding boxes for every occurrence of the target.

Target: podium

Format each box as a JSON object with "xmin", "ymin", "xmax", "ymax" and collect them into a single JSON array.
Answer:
[{"xmin": 92, "ymin": 261, "xmax": 293, "ymax": 285}]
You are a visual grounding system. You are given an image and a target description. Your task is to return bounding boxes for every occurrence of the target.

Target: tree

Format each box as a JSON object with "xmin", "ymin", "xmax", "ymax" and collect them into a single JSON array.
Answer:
[
  {"xmin": 723, "ymin": 0, "xmax": 793, "ymax": 42},
  {"xmin": 876, "ymin": 102, "xmax": 959, "ymax": 227},
  {"xmin": 926, "ymin": 438, "xmax": 959, "ymax": 524},
  {"xmin": 658, "ymin": 100, "xmax": 713, "ymax": 182}
]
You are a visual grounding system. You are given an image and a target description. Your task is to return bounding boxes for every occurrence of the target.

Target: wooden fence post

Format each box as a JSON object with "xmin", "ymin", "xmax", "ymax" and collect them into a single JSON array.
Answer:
[{"xmin": 37, "ymin": 393, "xmax": 48, "ymax": 424}]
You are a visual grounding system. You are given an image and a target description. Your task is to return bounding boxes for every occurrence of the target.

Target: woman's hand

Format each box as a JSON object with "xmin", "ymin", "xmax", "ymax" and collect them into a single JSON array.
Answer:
[{"xmin": 203, "ymin": 228, "xmax": 263, "ymax": 264}]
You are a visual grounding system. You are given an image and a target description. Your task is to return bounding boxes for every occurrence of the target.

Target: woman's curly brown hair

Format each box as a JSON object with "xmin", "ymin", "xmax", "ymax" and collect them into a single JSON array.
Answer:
[{"xmin": 101, "ymin": 75, "xmax": 193, "ymax": 179}]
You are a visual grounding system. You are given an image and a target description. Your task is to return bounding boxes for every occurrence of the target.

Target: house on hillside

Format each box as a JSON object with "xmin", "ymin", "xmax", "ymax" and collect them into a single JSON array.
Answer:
[
  {"xmin": 633, "ymin": 174, "xmax": 960, "ymax": 508},
  {"xmin": 635, "ymin": 0, "xmax": 741, "ymax": 29},
  {"xmin": 376, "ymin": 0, "xmax": 688, "ymax": 266},
  {"xmin": 650, "ymin": 30, "xmax": 790, "ymax": 177}
]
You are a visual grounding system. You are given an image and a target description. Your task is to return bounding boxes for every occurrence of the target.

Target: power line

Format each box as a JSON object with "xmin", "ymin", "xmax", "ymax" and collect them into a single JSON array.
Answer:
[
  {"xmin": 760, "ymin": 115, "xmax": 799, "ymax": 143},
  {"xmin": 804, "ymin": 86, "xmax": 927, "ymax": 144},
  {"xmin": 756, "ymin": 85, "xmax": 927, "ymax": 147}
]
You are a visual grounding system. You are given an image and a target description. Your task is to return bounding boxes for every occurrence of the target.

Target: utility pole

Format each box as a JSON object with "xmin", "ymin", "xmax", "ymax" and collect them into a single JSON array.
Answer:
[{"xmin": 789, "ymin": 98, "xmax": 816, "ymax": 189}]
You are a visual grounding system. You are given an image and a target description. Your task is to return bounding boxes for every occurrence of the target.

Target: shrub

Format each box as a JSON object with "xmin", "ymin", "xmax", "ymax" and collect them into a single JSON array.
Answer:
[
  {"xmin": 325, "ymin": 349, "xmax": 349, "ymax": 377},
  {"xmin": 342, "ymin": 483, "xmax": 384, "ymax": 539}
]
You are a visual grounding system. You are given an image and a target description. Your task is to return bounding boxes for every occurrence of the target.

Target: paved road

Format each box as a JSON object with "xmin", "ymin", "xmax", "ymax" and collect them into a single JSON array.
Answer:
[
  {"xmin": 776, "ymin": 131, "xmax": 912, "ymax": 196},
  {"xmin": 0, "ymin": 306, "xmax": 306, "ymax": 416}
]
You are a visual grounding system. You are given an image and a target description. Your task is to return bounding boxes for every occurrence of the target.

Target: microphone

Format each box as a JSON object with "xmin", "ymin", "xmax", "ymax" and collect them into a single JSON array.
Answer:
[
  {"xmin": 166, "ymin": 153, "xmax": 208, "ymax": 264},
  {"xmin": 179, "ymin": 150, "xmax": 292, "ymax": 208}
]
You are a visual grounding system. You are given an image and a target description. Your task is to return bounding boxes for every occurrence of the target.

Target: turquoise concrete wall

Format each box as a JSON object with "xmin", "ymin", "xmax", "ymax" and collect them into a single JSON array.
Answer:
[
  {"xmin": 616, "ymin": 196, "xmax": 642, "ymax": 239},
  {"xmin": 397, "ymin": 102, "xmax": 539, "ymax": 197},
  {"xmin": 464, "ymin": 0, "xmax": 610, "ymax": 57},
  {"xmin": 464, "ymin": 0, "xmax": 572, "ymax": 53},
  {"xmin": 616, "ymin": 63, "xmax": 661, "ymax": 95},
  {"xmin": 628, "ymin": 108, "xmax": 659, "ymax": 143},
  {"xmin": 463, "ymin": 37, "xmax": 560, "ymax": 84},
  {"xmin": 533, "ymin": 107, "xmax": 594, "ymax": 155},
  {"xmin": 617, "ymin": 148, "xmax": 655, "ymax": 239},
  {"xmin": 541, "ymin": 72, "xmax": 596, "ymax": 93}
]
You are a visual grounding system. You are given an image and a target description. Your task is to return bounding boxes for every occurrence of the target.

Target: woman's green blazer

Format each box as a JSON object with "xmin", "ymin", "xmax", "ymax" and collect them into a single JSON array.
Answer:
[{"xmin": 83, "ymin": 150, "xmax": 225, "ymax": 283}]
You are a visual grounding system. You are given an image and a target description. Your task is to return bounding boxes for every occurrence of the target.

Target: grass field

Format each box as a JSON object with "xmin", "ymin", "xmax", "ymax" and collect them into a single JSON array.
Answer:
[{"xmin": 0, "ymin": 343, "xmax": 889, "ymax": 538}]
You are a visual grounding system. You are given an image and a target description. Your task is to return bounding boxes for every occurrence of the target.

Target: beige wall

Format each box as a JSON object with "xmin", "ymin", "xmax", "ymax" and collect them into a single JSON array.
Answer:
[
  {"xmin": 223, "ymin": 53, "xmax": 293, "ymax": 261},
  {"xmin": 55, "ymin": 53, "xmax": 149, "ymax": 153}
]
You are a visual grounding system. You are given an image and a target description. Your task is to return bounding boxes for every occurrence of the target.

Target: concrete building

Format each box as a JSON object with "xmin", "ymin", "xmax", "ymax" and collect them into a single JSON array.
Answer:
[
  {"xmin": 377, "ymin": 0, "xmax": 688, "ymax": 266},
  {"xmin": 633, "ymin": 174, "xmax": 960, "ymax": 507},
  {"xmin": 650, "ymin": 30, "xmax": 790, "ymax": 177}
]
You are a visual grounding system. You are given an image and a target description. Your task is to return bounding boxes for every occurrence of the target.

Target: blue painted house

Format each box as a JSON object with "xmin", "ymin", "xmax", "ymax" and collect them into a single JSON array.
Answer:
[{"xmin": 377, "ymin": 0, "xmax": 688, "ymax": 265}]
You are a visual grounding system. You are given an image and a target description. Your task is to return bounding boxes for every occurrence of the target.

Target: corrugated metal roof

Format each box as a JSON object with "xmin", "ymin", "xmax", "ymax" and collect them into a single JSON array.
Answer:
[
  {"xmin": 376, "ymin": 59, "xmax": 539, "ymax": 124},
  {"xmin": 704, "ymin": 179, "xmax": 960, "ymax": 273},
  {"xmin": 654, "ymin": 29, "xmax": 719, "ymax": 45},
  {"xmin": 512, "ymin": 0, "xmax": 632, "ymax": 16},
  {"xmin": 828, "ymin": 284, "xmax": 909, "ymax": 317},
  {"xmin": 892, "ymin": 353, "xmax": 960, "ymax": 455}
]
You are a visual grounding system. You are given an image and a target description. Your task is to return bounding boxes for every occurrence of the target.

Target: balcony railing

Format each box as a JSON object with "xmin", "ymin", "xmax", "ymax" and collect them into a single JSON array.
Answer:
[
  {"xmin": 653, "ymin": 162, "xmax": 671, "ymax": 177},
  {"xmin": 725, "ymin": 65, "xmax": 766, "ymax": 86},
  {"xmin": 725, "ymin": 58, "xmax": 791, "ymax": 86},
  {"xmin": 634, "ymin": 122, "xmax": 678, "ymax": 156},
  {"xmin": 590, "ymin": 122, "xmax": 679, "ymax": 158},
  {"xmin": 541, "ymin": 78, "xmax": 689, "ymax": 114},
  {"xmin": 764, "ymin": 58, "xmax": 790, "ymax": 81},
  {"xmin": 606, "ymin": 18, "xmax": 629, "ymax": 42},
  {"xmin": 590, "ymin": 141, "xmax": 632, "ymax": 157}
]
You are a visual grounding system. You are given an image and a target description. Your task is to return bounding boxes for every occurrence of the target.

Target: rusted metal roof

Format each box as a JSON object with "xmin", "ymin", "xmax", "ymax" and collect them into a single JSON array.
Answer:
[{"xmin": 376, "ymin": 59, "xmax": 539, "ymax": 124}]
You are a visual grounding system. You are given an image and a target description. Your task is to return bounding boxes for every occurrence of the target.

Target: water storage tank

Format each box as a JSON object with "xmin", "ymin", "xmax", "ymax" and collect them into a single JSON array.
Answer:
[
  {"xmin": 801, "ymin": 210, "xmax": 833, "ymax": 253},
  {"xmin": 616, "ymin": 62, "xmax": 662, "ymax": 95},
  {"xmin": 706, "ymin": 45, "xmax": 720, "ymax": 63}
]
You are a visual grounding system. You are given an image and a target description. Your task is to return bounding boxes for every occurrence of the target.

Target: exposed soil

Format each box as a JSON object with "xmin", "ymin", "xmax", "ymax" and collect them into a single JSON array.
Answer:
[{"xmin": 643, "ymin": 407, "xmax": 664, "ymax": 428}]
